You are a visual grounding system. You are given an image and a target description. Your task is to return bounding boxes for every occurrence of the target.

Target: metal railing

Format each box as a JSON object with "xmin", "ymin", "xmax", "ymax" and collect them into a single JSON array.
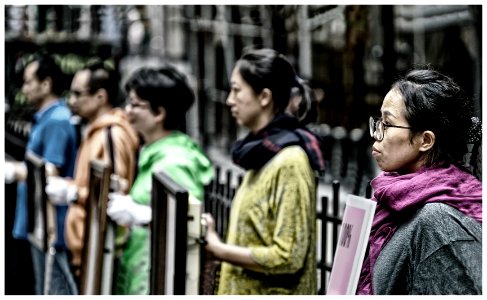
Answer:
[{"xmin": 202, "ymin": 166, "xmax": 360, "ymax": 294}]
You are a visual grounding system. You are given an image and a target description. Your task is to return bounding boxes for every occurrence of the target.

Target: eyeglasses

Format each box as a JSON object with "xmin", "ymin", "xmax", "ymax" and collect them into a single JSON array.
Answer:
[
  {"xmin": 125, "ymin": 100, "xmax": 151, "ymax": 110},
  {"xmin": 369, "ymin": 116, "xmax": 413, "ymax": 141}
]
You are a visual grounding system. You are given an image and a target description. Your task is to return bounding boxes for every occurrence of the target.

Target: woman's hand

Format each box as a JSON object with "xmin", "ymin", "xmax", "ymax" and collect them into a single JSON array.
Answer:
[
  {"xmin": 201, "ymin": 213, "xmax": 222, "ymax": 258},
  {"xmin": 201, "ymin": 213, "xmax": 262, "ymax": 271}
]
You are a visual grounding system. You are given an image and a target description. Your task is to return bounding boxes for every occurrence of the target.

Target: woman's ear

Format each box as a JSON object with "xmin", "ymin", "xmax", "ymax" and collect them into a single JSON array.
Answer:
[
  {"xmin": 155, "ymin": 106, "xmax": 166, "ymax": 124},
  {"xmin": 259, "ymin": 88, "xmax": 272, "ymax": 108},
  {"xmin": 418, "ymin": 130, "xmax": 435, "ymax": 152}
]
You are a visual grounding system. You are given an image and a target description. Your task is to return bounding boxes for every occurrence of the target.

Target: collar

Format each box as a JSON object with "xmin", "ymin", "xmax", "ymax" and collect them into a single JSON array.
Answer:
[{"xmin": 33, "ymin": 99, "xmax": 64, "ymax": 123}]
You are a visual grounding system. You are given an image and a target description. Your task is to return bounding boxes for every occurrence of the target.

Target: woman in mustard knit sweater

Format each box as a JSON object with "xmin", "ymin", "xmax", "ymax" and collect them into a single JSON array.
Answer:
[{"xmin": 203, "ymin": 48, "xmax": 325, "ymax": 295}]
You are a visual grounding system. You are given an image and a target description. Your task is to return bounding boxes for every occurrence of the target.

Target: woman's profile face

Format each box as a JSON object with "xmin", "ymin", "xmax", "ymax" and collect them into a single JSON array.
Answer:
[
  {"xmin": 372, "ymin": 88, "xmax": 424, "ymax": 173},
  {"xmin": 226, "ymin": 67, "xmax": 264, "ymax": 132},
  {"xmin": 125, "ymin": 89, "xmax": 160, "ymax": 135}
]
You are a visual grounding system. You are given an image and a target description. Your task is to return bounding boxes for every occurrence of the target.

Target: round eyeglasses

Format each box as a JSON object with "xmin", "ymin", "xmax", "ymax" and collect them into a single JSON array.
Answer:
[
  {"xmin": 125, "ymin": 100, "xmax": 151, "ymax": 110},
  {"xmin": 369, "ymin": 116, "xmax": 413, "ymax": 141}
]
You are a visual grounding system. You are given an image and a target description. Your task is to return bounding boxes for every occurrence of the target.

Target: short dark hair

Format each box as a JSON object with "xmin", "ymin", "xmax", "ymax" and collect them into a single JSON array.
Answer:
[
  {"xmin": 30, "ymin": 54, "xmax": 66, "ymax": 96},
  {"xmin": 124, "ymin": 65, "xmax": 195, "ymax": 130},
  {"xmin": 236, "ymin": 48, "xmax": 297, "ymax": 113},
  {"xmin": 82, "ymin": 61, "xmax": 120, "ymax": 106},
  {"xmin": 392, "ymin": 67, "xmax": 475, "ymax": 166}
]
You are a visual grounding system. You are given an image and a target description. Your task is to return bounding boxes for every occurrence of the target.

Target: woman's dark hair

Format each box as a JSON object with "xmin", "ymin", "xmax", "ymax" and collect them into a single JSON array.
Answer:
[
  {"xmin": 83, "ymin": 61, "xmax": 120, "ymax": 107},
  {"xmin": 392, "ymin": 67, "xmax": 476, "ymax": 166},
  {"xmin": 291, "ymin": 77, "xmax": 319, "ymax": 125},
  {"xmin": 236, "ymin": 48, "xmax": 297, "ymax": 113},
  {"xmin": 124, "ymin": 65, "xmax": 194, "ymax": 130},
  {"xmin": 31, "ymin": 54, "xmax": 66, "ymax": 96}
]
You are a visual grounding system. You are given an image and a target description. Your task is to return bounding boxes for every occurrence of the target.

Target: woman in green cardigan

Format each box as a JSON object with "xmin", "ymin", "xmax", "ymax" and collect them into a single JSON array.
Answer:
[
  {"xmin": 203, "ymin": 48, "xmax": 325, "ymax": 295},
  {"xmin": 106, "ymin": 65, "xmax": 214, "ymax": 294}
]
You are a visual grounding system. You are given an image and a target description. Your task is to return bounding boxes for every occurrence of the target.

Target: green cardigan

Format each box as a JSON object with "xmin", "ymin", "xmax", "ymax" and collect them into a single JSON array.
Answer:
[
  {"xmin": 218, "ymin": 145, "xmax": 317, "ymax": 295},
  {"xmin": 115, "ymin": 131, "xmax": 214, "ymax": 295}
]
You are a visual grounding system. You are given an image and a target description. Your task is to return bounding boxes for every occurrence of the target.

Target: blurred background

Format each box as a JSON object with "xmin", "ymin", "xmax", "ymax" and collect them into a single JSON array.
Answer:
[
  {"xmin": 5, "ymin": 4, "xmax": 482, "ymax": 194},
  {"xmin": 3, "ymin": 4, "xmax": 483, "ymax": 294},
  {"xmin": 5, "ymin": 5, "xmax": 482, "ymax": 149}
]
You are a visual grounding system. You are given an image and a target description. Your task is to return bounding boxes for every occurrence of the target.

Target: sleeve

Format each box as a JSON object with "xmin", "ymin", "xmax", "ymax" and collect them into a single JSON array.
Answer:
[
  {"xmin": 407, "ymin": 204, "xmax": 482, "ymax": 294},
  {"xmin": 411, "ymin": 241, "xmax": 482, "ymax": 294},
  {"xmin": 250, "ymin": 160, "xmax": 315, "ymax": 274},
  {"xmin": 42, "ymin": 118, "xmax": 73, "ymax": 168}
]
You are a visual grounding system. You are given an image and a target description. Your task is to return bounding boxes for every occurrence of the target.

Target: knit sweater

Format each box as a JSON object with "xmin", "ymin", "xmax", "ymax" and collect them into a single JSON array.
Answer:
[{"xmin": 218, "ymin": 146, "xmax": 317, "ymax": 295}]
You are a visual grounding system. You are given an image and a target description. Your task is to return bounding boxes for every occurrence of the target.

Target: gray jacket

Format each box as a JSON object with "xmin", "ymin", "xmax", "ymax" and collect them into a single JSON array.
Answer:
[{"xmin": 373, "ymin": 202, "xmax": 482, "ymax": 295}]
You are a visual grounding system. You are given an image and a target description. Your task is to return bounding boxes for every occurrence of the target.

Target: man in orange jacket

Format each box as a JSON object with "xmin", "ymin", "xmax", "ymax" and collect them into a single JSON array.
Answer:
[{"xmin": 45, "ymin": 62, "xmax": 139, "ymax": 289}]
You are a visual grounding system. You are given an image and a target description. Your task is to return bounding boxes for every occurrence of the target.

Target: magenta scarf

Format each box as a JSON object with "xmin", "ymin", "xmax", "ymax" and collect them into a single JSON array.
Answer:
[{"xmin": 356, "ymin": 163, "xmax": 482, "ymax": 295}]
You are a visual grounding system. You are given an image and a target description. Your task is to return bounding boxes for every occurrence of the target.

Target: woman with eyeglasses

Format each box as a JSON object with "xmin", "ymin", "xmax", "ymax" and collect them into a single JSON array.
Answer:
[
  {"xmin": 202, "ymin": 48, "xmax": 325, "ymax": 295},
  {"xmin": 357, "ymin": 67, "xmax": 482, "ymax": 295},
  {"xmin": 106, "ymin": 66, "xmax": 214, "ymax": 294}
]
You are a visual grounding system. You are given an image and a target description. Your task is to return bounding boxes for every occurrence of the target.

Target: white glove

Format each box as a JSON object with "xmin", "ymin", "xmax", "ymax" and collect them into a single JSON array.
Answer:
[
  {"xmin": 45, "ymin": 176, "xmax": 78, "ymax": 205},
  {"xmin": 107, "ymin": 193, "xmax": 152, "ymax": 226},
  {"xmin": 5, "ymin": 162, "xmax": 16, "ymax": 184}
]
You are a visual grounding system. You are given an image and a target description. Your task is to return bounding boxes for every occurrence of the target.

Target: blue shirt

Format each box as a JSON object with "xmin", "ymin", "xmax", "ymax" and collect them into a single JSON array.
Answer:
[{"xmin": 13, "ymin": 100, "xmax": 78, "ymax": 249}]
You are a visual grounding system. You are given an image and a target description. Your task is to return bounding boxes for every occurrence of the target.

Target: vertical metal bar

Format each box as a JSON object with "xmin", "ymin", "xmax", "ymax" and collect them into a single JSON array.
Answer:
[
  {"xmin": 365, "ymin": 180, "xmax": 372, "ymax": 199},
  {"xmin": 174, "ymin": 191, "xmax": 188, "ymax": 295},
  {"xmin": 217, "ymin": 182, "xmax": 224, "ymax": 237},
  {"xmin": 223, "ymin": 170, "xmax": 232, "ymax": 239},
  {"xmin": 332, "ymin": 180, "xmax": 340, "ymax": 258},
  {"xmin": 320, "ymin": 195, "xmax": 329, "ymax": 294}
]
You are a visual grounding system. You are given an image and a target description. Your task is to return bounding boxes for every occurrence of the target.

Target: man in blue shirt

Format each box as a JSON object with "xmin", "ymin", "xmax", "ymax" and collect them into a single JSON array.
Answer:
[{"xmin": 5, "ymin": 54, "xmax": 78, "ymax": 294}]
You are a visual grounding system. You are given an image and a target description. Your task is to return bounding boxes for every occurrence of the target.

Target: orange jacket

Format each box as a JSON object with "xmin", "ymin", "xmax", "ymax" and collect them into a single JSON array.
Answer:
[{"xmin": 65, "ymin": 108, "xmax": 139, "ymax": 266}]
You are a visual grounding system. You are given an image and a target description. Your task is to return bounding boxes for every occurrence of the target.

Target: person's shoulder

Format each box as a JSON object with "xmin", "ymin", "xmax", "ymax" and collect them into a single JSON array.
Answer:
[
  {"xmin": 273, "ymin": 146, "xmax": 312, "ymax": 170},
  {"xmin": 382, "ymin": 203, "xmax": 482, "ymax": 268},
  {"xmin": 406, "ymin": 203, "xmax": 481, "ymax": 241},
  {"xmin": 158, "ymin": 132, "xmax": 204, "ymax": 156},
  {"xmin": 46, "ymin": 103, "xmax": 72, "ymax": 123},
  {"xmin": 108, "ymin": 121, "xmax": 139, "ymax": 146},
  {"xmin": 416, "ymin": 203, "xmax": 476, "ymax": 223},
  {"xmin": 168, "ymin": 131, "xmax": 200, "ymax": 147},
  {"xmin": 275, "ymin": 145, "xmax": 308, "ymax": 162},
  {"xmin": 102, "ymin": 110, "xmax": 139, "ymax": 146},
  {"xmin": 265, "ymin": 145, "xmax": 313, "ymax": 178},
  {"xmin": 141, "ymin": 138, "xmax": 179, "ymax": 163},
  {"xmin": 415, "ymin": 202, "xmax": 449, "ymax": 220}
]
